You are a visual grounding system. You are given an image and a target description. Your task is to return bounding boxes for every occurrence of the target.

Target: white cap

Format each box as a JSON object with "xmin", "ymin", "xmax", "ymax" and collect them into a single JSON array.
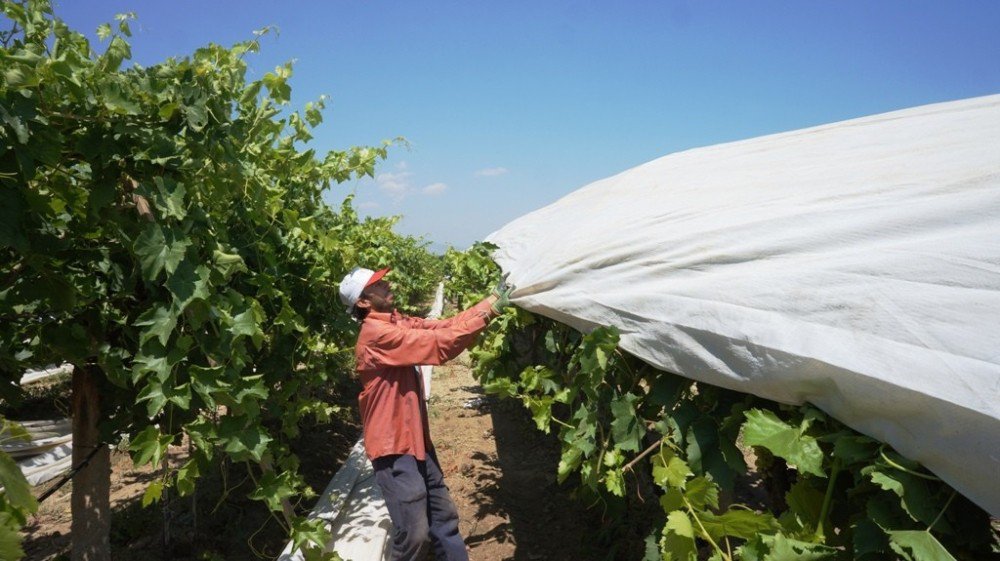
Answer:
[{"xmin": 339, "ymin": 267, "xmax": 390, "ymax": 313}]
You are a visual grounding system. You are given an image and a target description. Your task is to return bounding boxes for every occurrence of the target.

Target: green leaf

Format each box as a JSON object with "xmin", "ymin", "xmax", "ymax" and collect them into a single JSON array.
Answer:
[
  {"xmin": 184, "ymin": 419, "xmax": 216, "ymax": 462},
  {"xmin": 136, "ymin": 379, "xmax": 168, "ymax": 418},
  {"xmin": 290, "ymin": 516, "xmax": 333, "ymax": 555},
  {"xmin": 212, "ymin": 248, "xmax": 247, "ymax": 278},
  {"xmin": 482, "ymin": 376, "xmax": 517, "ymax": 399},
  {"xmin": 165, "ymin": 259, "xmax": 210, "ymax": 310},
  {"xmin": 4, "ymin": 67, "xmax": 30, "ymax": 89},
  {"xmin": 866, "ymin": 492, "xmax": 915, "ymax": 532},
  {"xmin": 224, "ymin": 376, "xmax": 269, "ymax": 415},
  {"xmin": 218, "ymin": 417, "xmax": 272, "ymax": 462},
  {"xmin": 274, "ymin": 300, "xmax": 306, "ymax": 333},
  {"xmin": 262, "ymin": 65, "xmax": 292, "ymax": 104},
  {"xmin": 659, "ymin": 487, "xmax": 685, "ymax": 513},
  {"xmin": 683, "ymin": 476, "xmax": 719, "ymax": 511},
  {"xmin": 853, "ymin": 518, "xmax": 890, "ymax": 560},
  {"xmin": 576, "ymin": 327, "xmax": 618, "ymax": 374},
  {"xmin": 610, "ymin": 392, "xmax": 643, "ymax": 452},
  {"xmin": 867, "ymin": 468, "xmax": 940, "ymax": 526},
  {"xmin": 742, "ymin": 409, "xmax": 825, "ymax": 477},
  {"xmin": 887, "ymin": 530, "xmax": 957, "ymax": 561},
  {"xmin": 603, "ymin": 468, "xmax": 625, "ymax": 497},
  {"xmin": 134, "ymin": 224, "xmax": 191, "ymax": 281},
  {"xmin": 134, "ymin": 304, "xmax": 179, "ymax": 346},
  {"xmin": 18, "ymin": 127, "xmax": 63, "ymax": 173},
  {"xmin": 175, "ymin": 459, "xmax": 199, "ymax": 496},
  {"xmin": 649, "ymin": 373, "xmax": 688, "ymax": 408},
  {"xmin": 151, "ymin": 177, "xmax": 187, "ymax": 221},
  {"xmin": 526, "ymin": 396, "xmax": 553, "ymax": 433},
  {"xmin": 557, "ymin": 446, "xmax": 584, "ymax": 483},
  {"xmin": 101, "ymin": 37, "xmax": 131, "ymax": 71},
  {"xmin": 699, "ymin": 509, "xmax": 778, "ymax": 541},
  {"xmin": 832, "ymin": 434, "xmax": 879, "ymax": 466},
  {"xmin": 0, "ymin": 451, "xmax": 37, "ymax": 513},
  {"xmin": 661, "ymin": 513, "xmax": 698, "ymax": 561},
  {"xmin": 142, "ymin": 480, "xmax": 164, "ymax": 507},
  {"xmin": 131, "ymin": 341, "xmax": 186, "ymax": 385},
  {"xmin": 129, "ymin": 426, "xmax": 173, "ymax": 468},
  {"xmin": 0, "ymin": 103, "xmax": 30, "ymax": 145},
  {"xmin": 642, "ymin": 531, "xmax": 661, "ymax": 561},
  {"xmin": 764, "ymin": 534, "xmax": 838, "ymax": 560},
  {"xmin": 783, "ymin": 479, "xmax": 825, "ymax": 533},
  {"xmin": 158, "ymin": 101, "xmax": 179, "ymax": 120},
  {"xmin": 652, "ymin": 447, "xmax": 692, "ymax": 489},
  {"xmin": 686, "ymin": 417, "xmax": 740, "ymax": 493},
  {"xmin": 115, "ymin": 12, "xmax": 135, "ymax": 36},
  {"xmin": 184, "ymin": 102, "xmax": 208, "ymax": 131},
  {"xmin": 304, "ymin": 100, "xmax": 324, "ymax": 127},
  {"xmin": 249, "ymin": 470, "xmax": 298, "ymax": 512},
  {"xmin": 96, "ymin": 22, "xmax": 112, "ymax": 40},
  {"xmin": 239, "ymin": 81, "xmax": 263, "ymax": 106},
  {"xmin": 190, "ymin": 365, "xmax": 229, "ymax": 407},
  {"xmin": 165, "ymin": 382, "xmax": 192, "ymax": 410},
  {"xmin": 229, "ymin": 300, "xmax": 264, "ymax": 348},
  {"xmin": 0, "ymin": 517, "xmax": 25, "ymax": 561},
  {"xmin": 101, "ymin": 79, "xmax": 139, "ymax": 114},
  {"xmin": 665, "ymin": 510, "xmax": 695, "ymax": 539}
]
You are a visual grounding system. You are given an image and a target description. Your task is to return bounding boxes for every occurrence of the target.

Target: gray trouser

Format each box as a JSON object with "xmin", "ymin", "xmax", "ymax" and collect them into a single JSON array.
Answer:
[{"xmin": 372, "ymin": 452, "xmax": 469, "ymax": 561}]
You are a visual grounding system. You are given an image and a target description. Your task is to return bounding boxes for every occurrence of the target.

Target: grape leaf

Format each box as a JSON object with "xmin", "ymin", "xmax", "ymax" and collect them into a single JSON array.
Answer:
[
  {"xmin": 610, "ymin": 392, "xmax": 643, "ymax": 452},
  {"xmin": 887, "ymin": 531, "xmax": 957, "ymax": 561},
  {"xmin": 743, "ymin": 409, "xmax": 825, "ymax": 477}
]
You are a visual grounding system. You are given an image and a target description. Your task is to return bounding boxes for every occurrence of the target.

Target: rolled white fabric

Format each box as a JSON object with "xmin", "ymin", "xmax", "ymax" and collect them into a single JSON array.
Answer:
[{"xmin": 488, "ymin": 94, "xmax": 1000, "ymax": 516}]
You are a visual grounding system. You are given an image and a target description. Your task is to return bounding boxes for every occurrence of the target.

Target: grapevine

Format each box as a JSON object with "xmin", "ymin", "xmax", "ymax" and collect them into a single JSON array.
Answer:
[
  {"xmin": 0, "ymin": 1, "xmax": 441, "ymax": 559},
  {"xmin": 447, "ymin": 244, "xmax": 998, "ymax": 560}
]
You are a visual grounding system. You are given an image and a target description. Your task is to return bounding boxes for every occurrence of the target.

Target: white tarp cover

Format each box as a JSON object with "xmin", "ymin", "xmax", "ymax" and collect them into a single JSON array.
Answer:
[
  {"xmin": 19, "ymin": 363, "xmax": 73, "ymax": 386},
  {"xmin": 277, "ymin": 439, "xmax": 392, "ymax": 561},
  {"xmin": 420, "ymin": 281, "xmax": 447, "ymax": 400},
  {"xmin": 18, "ymin": 443, "xmax": 72, "ymax": 486},
  {"xmin": 0, "ymin": 418, "xmax": 73, "ymax": 458},
  {"xmin": 487, "ymin": 94, "xmax": 1000, "ymax": 516}
]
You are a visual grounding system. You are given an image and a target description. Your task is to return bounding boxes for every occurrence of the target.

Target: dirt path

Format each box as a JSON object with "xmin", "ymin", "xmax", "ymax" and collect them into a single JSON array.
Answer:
[{"xmin": 428, "ymin": 353, "xmax": 614, "ymax": 561}]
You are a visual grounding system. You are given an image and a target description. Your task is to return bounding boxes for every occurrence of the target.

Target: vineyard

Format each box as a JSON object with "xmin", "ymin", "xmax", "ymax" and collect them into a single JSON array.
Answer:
[
  {"xmin": 0, "ymin": 1, "xmax": 443, "ymax": 559},
  {"xmin": 1, "ymin": 1, "xmax": 998, "ymax": 561}
]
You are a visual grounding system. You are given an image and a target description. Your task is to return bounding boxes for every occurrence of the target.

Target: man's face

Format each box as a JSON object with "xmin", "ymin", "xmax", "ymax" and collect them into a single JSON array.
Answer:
[{"xmin": 359, "ymin": 279, "xmax": 394, "ymax": 313}]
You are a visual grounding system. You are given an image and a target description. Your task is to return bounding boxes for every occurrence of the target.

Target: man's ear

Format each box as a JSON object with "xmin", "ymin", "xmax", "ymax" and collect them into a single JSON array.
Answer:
[{"xmin": 355, "ymin": 297, "xmax": 372, "ymax": 311}]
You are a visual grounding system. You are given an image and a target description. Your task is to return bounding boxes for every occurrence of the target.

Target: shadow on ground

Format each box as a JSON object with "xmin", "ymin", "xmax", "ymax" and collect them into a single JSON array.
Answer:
[{"xmin": 467, "ymin": 396, "xmax": 647, "ymax": 561}]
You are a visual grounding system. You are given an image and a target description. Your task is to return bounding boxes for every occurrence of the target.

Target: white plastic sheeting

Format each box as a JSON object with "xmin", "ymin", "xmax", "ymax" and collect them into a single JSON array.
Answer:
[
  {"xmin": 19, "ymin": 363, "xmax": 73, "ymax": 386},
  {"xmin": 278, "ymin": 439, "xmax": 392, "ymax": 561},
  {"xmin": 420, "ymin": 282, "xmax": 447, "ymax": 400},
  {"xmin": 0, "ymin": 419, "xmax": 73, "ymax": 492},
  {"xmin": 1, "ymin": 418, "xmax": 73, "ymax": 459},
  {"xmin": 487, "ymin": 95, "xmax": 1000, "ymax": 516},
  {"xmin": 17, "ymin": 443, "xmax": 72, "ymax": 486}
]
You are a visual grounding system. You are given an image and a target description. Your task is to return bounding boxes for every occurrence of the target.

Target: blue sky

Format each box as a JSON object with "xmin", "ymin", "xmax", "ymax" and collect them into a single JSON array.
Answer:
[{"xmin": 51, "ymin": 1, "xmax": 1000, "ymax": 250}]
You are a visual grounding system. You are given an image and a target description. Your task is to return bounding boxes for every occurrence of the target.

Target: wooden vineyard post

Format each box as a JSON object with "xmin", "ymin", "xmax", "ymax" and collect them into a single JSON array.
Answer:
[{"xmin": 71, "ymin": 366, "xmax": 111, "ymax": 561}]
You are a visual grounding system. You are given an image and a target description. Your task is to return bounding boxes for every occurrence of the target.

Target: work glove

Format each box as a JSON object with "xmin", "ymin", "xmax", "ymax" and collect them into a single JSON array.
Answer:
[
  {"xmin": 491, "ymin": 273, "xmax": 510, "ymax": 298},
  {"xmin": 490, "ymin": 273, "xmax": 515, "ymax": 315}
]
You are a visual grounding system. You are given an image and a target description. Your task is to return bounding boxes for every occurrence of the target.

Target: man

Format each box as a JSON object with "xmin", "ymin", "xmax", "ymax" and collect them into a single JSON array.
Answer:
[{"xmin": 338, "ymin": 266, "xmax": 514, "ymax": 561}]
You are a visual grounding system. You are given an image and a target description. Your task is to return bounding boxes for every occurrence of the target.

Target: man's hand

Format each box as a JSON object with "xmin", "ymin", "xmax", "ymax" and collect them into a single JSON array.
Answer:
[
  {"xmin": 490, "ymin": 273, "xmax": 515, "ymax": 315},
  {"xmin": 491, "ymin": 273, "xmax": 510, "ymax": 298}
]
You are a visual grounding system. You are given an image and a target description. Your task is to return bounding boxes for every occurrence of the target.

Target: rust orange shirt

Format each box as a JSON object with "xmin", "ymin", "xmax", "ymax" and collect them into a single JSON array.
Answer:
[{"xmin": 354, "ymin": 298, "xmax": 494, "ymax": 461}]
